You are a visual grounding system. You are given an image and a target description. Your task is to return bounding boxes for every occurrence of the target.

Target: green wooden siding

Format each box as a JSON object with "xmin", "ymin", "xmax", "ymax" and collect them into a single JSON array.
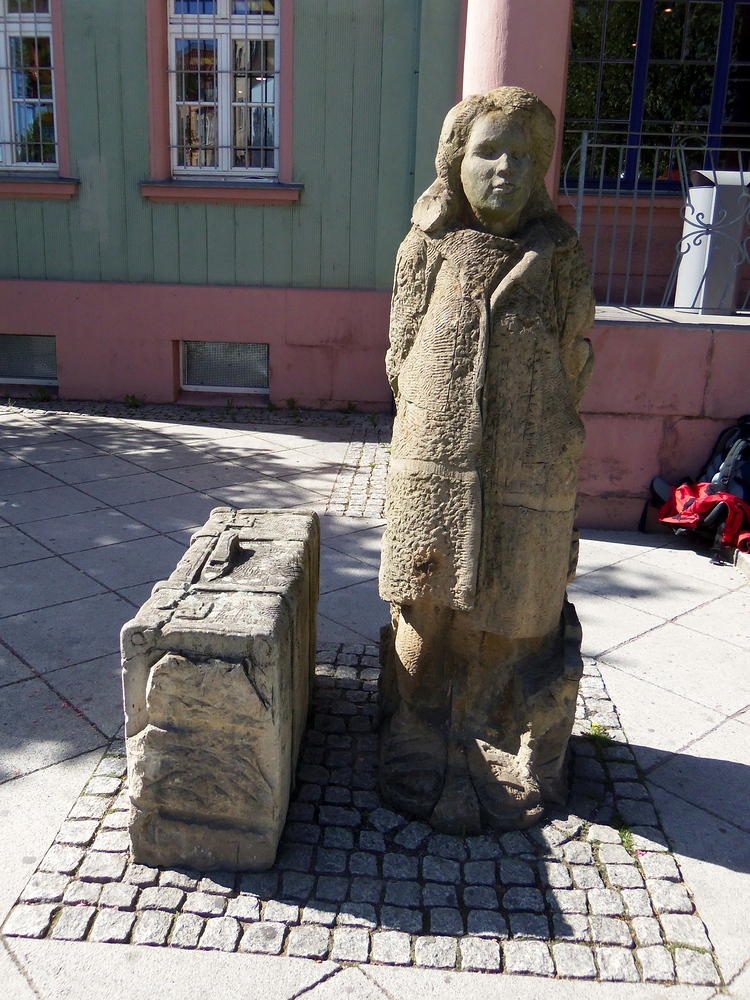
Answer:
[{"xmin": 1, "ymin": 0, "xmax": 461, "ymax": 292}]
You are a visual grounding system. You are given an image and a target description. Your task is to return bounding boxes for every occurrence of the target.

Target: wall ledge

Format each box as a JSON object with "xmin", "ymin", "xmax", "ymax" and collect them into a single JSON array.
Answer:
[
  {"xmin": 595, "ymin": 305, "xmax": 750, "ymax": 328},
  {"xmin": 140, "ymin": 180, "xmax": 303, "ymax": 205},
  {"xmin": 0, "ymin": 176, "xmax": 79, "ymax": 200}
]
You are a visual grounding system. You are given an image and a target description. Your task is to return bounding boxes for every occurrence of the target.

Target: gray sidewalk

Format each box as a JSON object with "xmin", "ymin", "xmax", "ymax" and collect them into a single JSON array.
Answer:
[{"xmin": 1, "ymin": 401, "xmax": 749, "ymax": 999}]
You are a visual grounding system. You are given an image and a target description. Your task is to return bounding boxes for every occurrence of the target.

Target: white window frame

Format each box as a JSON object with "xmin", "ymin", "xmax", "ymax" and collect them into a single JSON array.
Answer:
[
  {"xmin": 167, "ymin": 0, "xmax": 280, "ymax": 179},
  {"xmin": 0, "ymin": 0, "xmax": 57, "ymax": 171}
]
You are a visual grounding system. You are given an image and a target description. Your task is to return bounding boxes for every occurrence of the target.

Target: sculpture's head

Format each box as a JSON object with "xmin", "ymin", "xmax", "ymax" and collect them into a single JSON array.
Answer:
[{"xmin": 413, "ymin": 86, "xmax": 556, "ymax": 238}]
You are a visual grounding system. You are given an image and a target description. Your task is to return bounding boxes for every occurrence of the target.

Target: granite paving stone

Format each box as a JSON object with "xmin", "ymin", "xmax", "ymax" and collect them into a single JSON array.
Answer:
[
  {"xmin": 39, "ymin": 844, "xmax": 86, "ymax": 874},
  {"xmin": 552, "ymin": 942, "xmax": 598, "ymax": 978},
  {"xmin": 647, "ymin": 879, "xmax": 694, "ymax": 913},
  {"xmin": 170, "ymin": 913, "xmax": 205, "ymax": 948},
  {"xmin": 509, "ymin": 912, "xmax": 550, "ymax": 938},
  {"xmin": 660, "ymin": 912, "xmax": 712, "ymax": 949},
  {"xmin": 19, "ymin": 872, "xmax": 69, "ymax": 903},
  {"xmin": 462, "ymin": 885, "xmax": 498, "ymax": 909},
  {"xmin": 638, "ymin": 945, "xmax": 675, "ymax": 981},
  {"xmin": 632, "ymin": 915, "xmax": 663, "ymax": 946},
  {"xmin": 338, "ymin": 902, "xmax": 377, "ymax": 928},
  {"xmin": 503, "ymin": 940, "xmax": 555, "ymax": 975},
  {"xmin": 3, "ymin": 904, "xmax": 57, "ymax": 938},
  {"xmin": 371, "ymin": 930, "xmax": 412, "ymax": 965},
  {"xmin": 182, "ymin": 892, "xmax": 227, "ymax": 917},
  {"xmin": 587, "ymin": 888, "xmax": 625, "ymax": 915},
  {"xmin": 198, "ymin": 916, "xmax": 241, "ymax": 951},
  {"xmin": 63, "ymin": 881, "xmax": 101, "ymax": 905},
  {"xmin": 639, "ymin": 852, "xmax": 681, "ymax": 881},
  {"xmin": 466, "ymin": 910, "xmax": 508, "ymax": 937},
  {"xmin": 138, "ymin": 886, "xmax": 185, "ymax": 911},
  {"xmin": 429, "ymin": 908, "xmax": 463, "ymax": 935},
  {"xmin": 674, "ymin": 948, "xmax": 721, "ymax": 985},
  {"xmin": 414, "ymin": 935, "xmax": 458, "ymax": 968},
  {"xmin": 331, "ymin": 926, "xmax": 370, "ymax": 962},
  {"xmin": 502, "ymin": 887, "xmax": 545, "ymax": 912},
  {"xmin": 99, "ymin": 882, "xmax": 138, "ymax": 910},
  {"xmin": 596, "ymin": 946, "xmax": 640, "ymax": 981},
  {"xmin": 50, "ymin": 905, "xmax": 97, "ymax": 941},
  {"xmin": 459, "ymin": 936, "xmax": 501, "ymax": 971},
  {"xmin": 287, "ymin": 924, "xmax": 331, "ymax": 958},
  {"xmin": 132, "ymin": 909, "xmax": 173, "ymax": 946},
  {"xmin": 264, "ymin": 900, "xmax": 299, "ymax": 924},
  {"xmin": 301, "ymin": 903, "xmax": 337, "ymax": 926},
  {"xmin": 546, "ymin": 889, "xmax": 588, "ymax": 914},
  {"xmin": 89, "ymin": 908, "xmax": 136, "ymax": 944},
  {"xmin": 77, "ymin": 851, "xmax": 128, "ymax": 882},
  {"xmin": 589, "ymin": 915, "xmax": 634, "ymax": 947},
  {"xmin": 422, "ymin": 883, "xmax": 458, "ymax": 908}
]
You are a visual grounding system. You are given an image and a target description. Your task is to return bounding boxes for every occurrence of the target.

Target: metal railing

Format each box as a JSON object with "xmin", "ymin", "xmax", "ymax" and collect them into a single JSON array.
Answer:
[{"xmin": 562, "ymin": 132, "xmax": 750, "ymax": 312}]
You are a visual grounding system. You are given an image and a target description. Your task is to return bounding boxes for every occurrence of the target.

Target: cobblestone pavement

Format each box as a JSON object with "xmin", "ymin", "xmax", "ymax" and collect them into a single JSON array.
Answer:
[{"xmin": 2, "ymin": 645, "xmax": 721, "ymax": 987}]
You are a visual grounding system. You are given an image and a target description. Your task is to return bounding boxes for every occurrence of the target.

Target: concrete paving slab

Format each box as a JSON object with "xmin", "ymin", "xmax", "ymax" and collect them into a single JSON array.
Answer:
[
  {"xmin": 316, "ymin": 612, "xmax": 378, "ymax": 646},
  {"xmin": 302, "ymin": 966, "xmax": 388, "ymax": 999},
  {"xmin": 320, "ymin": 546, "xmax": 379, "ymax": 595},
  {"xmin": 115, "ymin": 492, "xmax": 220, "ymax": 533},
  {"xmin": 576, "ymin": 530, "xmax": 672, "ymax": 577},
  {"xmin": 209, "ymin": 479, "xmax": 327, "ymax": 511},
  {"xmin": 725, "ymin": 962, "xmax": 750, "ymax": 998},
  {"xmin": 0, "ymin": 557, "xmax": 105, "ymax": 618},
  {"xmin": 674, "ymin": 589, "xmax": 750, "ymax": 650},
  {"xmin": 64, "ymin": 535, "xmax": 186, "ymax": 590},
  {"xmin": 633, "ymin": 544, "xmax": 747, "ymax": 591},
  {"xmin": 20, "ymin": 508, "xmax": 156, "ymax": 555},
  {"xmin": 0, "ymin": 750, "xmax": 103, "ymax": 922},
  {"xmin": 276, "ymin": 469, "xmax": 343, "ymax": 498},
  {"xmin": 599, "ymin": 623, "xmax": 750, "ymax": 717},
  {"xmin": 0, "ymin": 644, "xmax": 34, "ymax": 687},
  {"xmin": 43, "ymin": 654, "xmax": 125, "ymax": 738},
  {"xmin": 114, "ymin": 583, "xmax": 157, "ymax": 609},
  {"xmin": 6, "ymin": 938, "xmax": 337, "ymax": 1000},
  {"xmin": 568, "ymin": 588, "xmax": 667, "ymax": 657},
  {"xmin": 0, "ymin": 939, "xmax": 39, "ymax": 999},
  {"xmin": 650, "ymin": 785, "xmax": 750, "ymax": 983},
  {"xmin": 0, "ymin": 451, "xmax": 24, "ymax": 470},
  {"xmin": 9, "ymin": 439, "xmax": 106, "ymax": 466},
  {"xmin": 117, "ymin": 441, "xmax": 219, "ymax": 472},
  {"xmin": 0, "ymin": 592, "xmax": 134, "ymax": 673},
  {"xmin": 648, "ymin": 720, "xmax": 750, "ymax": 830},
  {"xmin": 364, "ymin": 964, "xmax": 715, "ymax": 999},
  {"xmin": 319, "ymin": 515, "xmax": 386, "ymax": 541},
  {"xmin": 323, "ymin": 525, "xmax": 384, "ymax": 569},
  {"xmin": 317, "ymin": 578, "xmax": 389, "ymax": 644},
  {"xmin": 0, "ymin": 525, "xmax": 56, "ymax": 568},
  {"xmin": 158, "ymin": 460, "xmax": 272, "ymax": 491},
  {"xmin": 0, "ymin": 679, "xmax": 107, "ymax": 782},
  {"xmin": 76, "ymin": 472, "xmax": 192, "ymax": 507},
  {"xmin": 35, "ymin": 454, "xmax": 145, "ymax": 485},
  {"xmin": 0, "ymin": 485, "xmax": 105, "ymax": 525},
  {"xmin": 0, "ymin": 465, "xmax": 68, "ymax": 496},
  {"xmin": 596, "ymin": 665, "xmax": 726, "ymax": 772},
  {"xmin": 574, "ymin": 557, "xmax": 734, "ymax": 620}
]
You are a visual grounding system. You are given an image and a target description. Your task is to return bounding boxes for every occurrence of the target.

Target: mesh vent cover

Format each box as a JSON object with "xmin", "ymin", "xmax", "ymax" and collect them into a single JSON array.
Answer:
[
  {"xmin": 182, "ymin": 340, "xmax": 269, "ymax": 390},
  {"xmin": 0, "ymin": 334, "xmax": 57, "ymax": 382}
]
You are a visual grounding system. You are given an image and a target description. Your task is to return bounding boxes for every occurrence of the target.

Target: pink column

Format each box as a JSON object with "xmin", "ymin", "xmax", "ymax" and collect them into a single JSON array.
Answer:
[{"xmin": 461, "ymin": 0, "xmax": 574, "ymax": 193}]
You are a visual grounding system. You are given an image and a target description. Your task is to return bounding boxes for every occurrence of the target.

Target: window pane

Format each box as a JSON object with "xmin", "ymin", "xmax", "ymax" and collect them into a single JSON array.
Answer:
[
  {"xmin": 604, "ymin": 1, "xmax": 639, "ymax": 59},
  {"xmin": 7, "ymin": 1, "xmax": 51, "ymax": 13},
  {"xmin": 598, "ymin": 61, "xmax": 634, "ymax": 120},
  {"xmin": 233, "ymin": 1, "xmax": 276, "ymax": 13},
  {"xmin": 570, "ymin": 0, "xmax": 605, "ymax": 58},
  {"xmin": 644, "ymin": 62, "xmax": 714, "ymax": 123},
  {"xmin": 685, "ymin": 2, "xmax": 722, "ymax": 61},
  {"xmin": 177, "ymin": 105, "xmax": 216, "ymax": 166},
  {"xmin": 725, "ymin": 67, "xmax": 750, "ymax": 127},
  {"xmin": 732, "ymin": 2, "xmax": 750, "ymax": 60},
  {"xmin": 176, "ymin": 39, "xmax": 216, "ymax": 102},
  {"xmin": 13, "ymin": 102, "xmax": 54, "ymax": 163},
  {"xmin": 174, "ymin": 1, "xmax": 217, "ymax": 13},
  {"xmin": 564, "ymin": 61, "xmax": 599, "ymax": 122},
  {"xmin": 650, "ymin": 2, "xmax": 688, "ymax": 61}
]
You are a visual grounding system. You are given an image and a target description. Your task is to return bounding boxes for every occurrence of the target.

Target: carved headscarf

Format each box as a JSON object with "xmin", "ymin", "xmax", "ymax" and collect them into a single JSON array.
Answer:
[{"xmin": 412, "ymin": 86, "xmax": 557, "ymax": 235}]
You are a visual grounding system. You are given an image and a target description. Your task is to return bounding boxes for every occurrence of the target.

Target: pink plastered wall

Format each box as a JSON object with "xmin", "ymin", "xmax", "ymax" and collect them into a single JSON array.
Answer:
[
  {"xmin": 0, "ymin": 280, "xmax": 392, "ymax": 410},
  {"xmin": 578, "ymin": 322, "xmax": 750, "ymax": 529}
]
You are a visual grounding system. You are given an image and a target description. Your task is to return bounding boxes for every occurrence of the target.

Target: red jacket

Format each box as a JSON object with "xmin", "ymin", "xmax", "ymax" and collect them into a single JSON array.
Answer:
[{"xmin": 659, "ymin": 483, "xmax": 750, "ymax": 551}]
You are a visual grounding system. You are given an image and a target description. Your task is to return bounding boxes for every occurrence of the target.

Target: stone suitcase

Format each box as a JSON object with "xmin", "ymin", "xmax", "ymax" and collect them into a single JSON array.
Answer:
[{"xmin": 121, "ymin": 508, "xmax": 320, "ymax": 871}]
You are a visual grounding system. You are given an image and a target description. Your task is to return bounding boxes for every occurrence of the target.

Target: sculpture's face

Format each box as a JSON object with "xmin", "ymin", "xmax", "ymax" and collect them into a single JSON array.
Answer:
[{"xmin": 460, "ymin": 113, "xmax": 535, "ymax": 237}]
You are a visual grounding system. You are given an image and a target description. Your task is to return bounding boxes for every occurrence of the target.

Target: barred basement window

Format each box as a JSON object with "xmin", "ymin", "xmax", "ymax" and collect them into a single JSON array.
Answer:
[
  {"xmin": 168, "ymin": 0, "xmax": 279, "ymax": 176},
  {"xmin": 0, "ymin": 0, "xmax": 58, "ymax": 169},
  {"xmin": 0, "ymin": 333, "xmax": 57, "ymax": 383},
  {"xmin": 181, "ymin": 340, "xmax": 269, "ymax": 393}
]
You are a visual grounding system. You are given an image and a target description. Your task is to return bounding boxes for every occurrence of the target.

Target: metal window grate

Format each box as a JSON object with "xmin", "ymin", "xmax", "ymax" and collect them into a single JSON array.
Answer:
[
  {"xmin": 0, "ymin": 333, "xmax": 57, "ymax": 382},
  {"xmin": 182, "ymin": 340, "xmax": 269, "ymax": 392},
  {"xmin": 0, "ymin": 0, "xmax": 58, "ymax": 168},
  {"xmin": 168, "ymin": 0, "xmax": 279, "ymax": 176}
]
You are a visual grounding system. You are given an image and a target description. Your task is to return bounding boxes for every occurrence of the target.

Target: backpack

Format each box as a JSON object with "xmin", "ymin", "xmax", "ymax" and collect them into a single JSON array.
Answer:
[
  {"xmin": 640, "ymin": 415, "xmax": 750, "ymax": 560},
  {"xmin": 696, "ymin": 415, "xmax": 750, "ymax": 501}
]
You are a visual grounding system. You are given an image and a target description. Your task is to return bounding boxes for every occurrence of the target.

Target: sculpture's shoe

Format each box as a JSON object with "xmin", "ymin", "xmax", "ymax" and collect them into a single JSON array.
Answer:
[
  {"xmin": 379, "ymin": 709, "xmax": 447, "ymax": 819},
  {"xmin": 467, "ymin": 737, "xmax": 545, "ymax": 830},
  {"xmin": 430, "ymin": 741, "xmax": 482, "ymax": 836}
]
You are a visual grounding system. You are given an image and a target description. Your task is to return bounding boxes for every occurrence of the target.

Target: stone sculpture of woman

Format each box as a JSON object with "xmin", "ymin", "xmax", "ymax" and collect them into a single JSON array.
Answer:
[{"xmin": 378, "ymin": 87, "xmax": 595, "ymax": 834}]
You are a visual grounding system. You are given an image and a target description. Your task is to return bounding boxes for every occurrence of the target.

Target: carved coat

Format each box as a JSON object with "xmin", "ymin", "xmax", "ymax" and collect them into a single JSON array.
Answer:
[{"xmin": 378, "ymin": 214, "xmax": 594, "ymax": 639}]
